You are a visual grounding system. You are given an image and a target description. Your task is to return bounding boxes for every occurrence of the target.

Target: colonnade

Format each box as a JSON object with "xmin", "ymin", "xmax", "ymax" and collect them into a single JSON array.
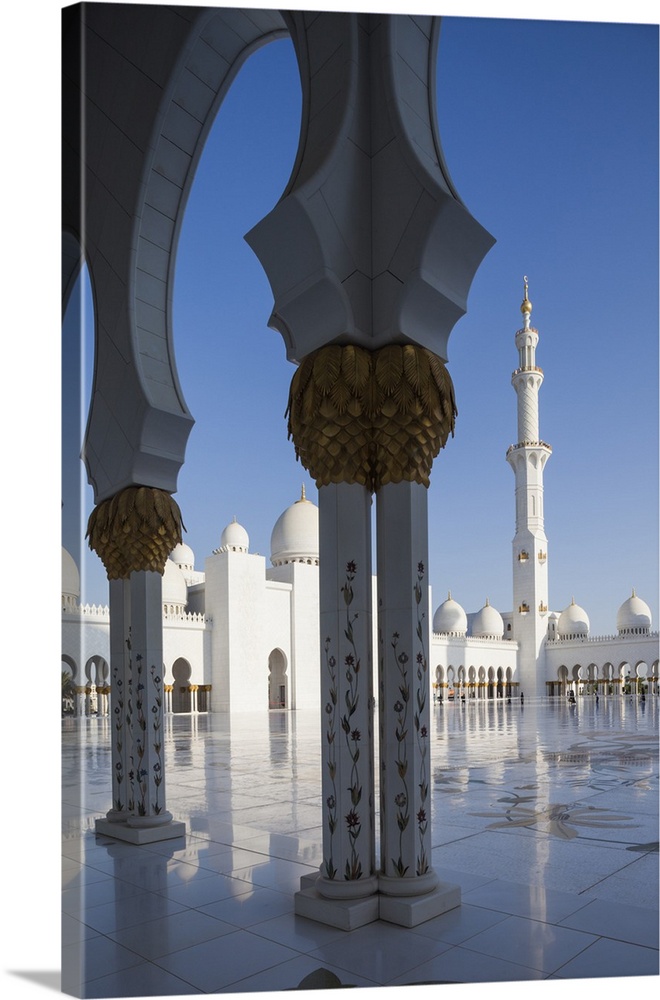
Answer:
[{"xmin": 65, "ymin": 7, "xmax": 494, "ymax": 924}]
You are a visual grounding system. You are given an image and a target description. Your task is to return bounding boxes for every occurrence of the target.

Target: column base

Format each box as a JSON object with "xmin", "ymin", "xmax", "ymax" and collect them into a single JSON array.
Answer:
[
  {"xmin": 294, "ymin": 886, "xmax": 380, "ymax": 930},
  {"xmin": 95, "ymin": 816, "xmax": 186, "ymax": 845},
  {"xmin": 296, "ymin": 872, "xmax": 460, "ymax": 930},
  {"xmin": 378, "ymin": 880, "xmax": 461, "ymax": 927}
]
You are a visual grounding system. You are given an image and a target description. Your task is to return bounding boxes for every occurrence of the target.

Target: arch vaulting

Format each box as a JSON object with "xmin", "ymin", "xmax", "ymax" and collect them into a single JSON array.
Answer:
[{"xmin": 62, "ymin": 4, "xmax": 289, "ymax": 502}]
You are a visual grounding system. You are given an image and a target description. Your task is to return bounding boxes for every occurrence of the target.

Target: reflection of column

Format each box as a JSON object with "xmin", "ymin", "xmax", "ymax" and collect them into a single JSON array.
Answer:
[
  {"xmin": 75, "ymin": 687, "xmax": 86, "ymax": 716},
  {"xmin": 164, "ymin": 684, "xmax": 173, "ymax": 713}
]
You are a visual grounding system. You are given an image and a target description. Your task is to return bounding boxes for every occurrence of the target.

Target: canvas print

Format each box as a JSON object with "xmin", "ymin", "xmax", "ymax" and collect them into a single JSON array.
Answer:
[{"xmin": 61, "ymin": 2, "xmax": 658, "ymax": 997}]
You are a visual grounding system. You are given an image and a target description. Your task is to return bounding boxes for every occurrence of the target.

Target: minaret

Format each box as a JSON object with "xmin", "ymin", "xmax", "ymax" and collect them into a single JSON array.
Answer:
[{"xmin": 506, "ymin": 278, "xmax": 551, "ymax": 698}]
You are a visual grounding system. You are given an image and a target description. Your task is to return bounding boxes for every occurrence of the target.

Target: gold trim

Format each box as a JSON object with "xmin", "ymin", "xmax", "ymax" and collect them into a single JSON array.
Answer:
[
  {"xmin": 86, "ymin": 486, "xmax": 185, "ymax": 579},
  {"xmin": 286, "ymin": 343, "xmax": 456, "ymax": 490}
]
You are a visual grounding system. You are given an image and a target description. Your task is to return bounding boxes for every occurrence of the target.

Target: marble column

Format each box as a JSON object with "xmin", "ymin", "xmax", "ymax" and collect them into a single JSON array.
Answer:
[
  {"xmin": 376, "ymin": 481, "xmax": 460, "ymax": 926},
  {"xmin": 295, "ymin": 483, "xmax": 379, "ymax": 929},
  {"xmin": 96, "ymin": 572, "xmax": 185, "ymax": 844},
  {"xmin": 104, "ymin": 578, "xmax": 132, "ymax": 821}
]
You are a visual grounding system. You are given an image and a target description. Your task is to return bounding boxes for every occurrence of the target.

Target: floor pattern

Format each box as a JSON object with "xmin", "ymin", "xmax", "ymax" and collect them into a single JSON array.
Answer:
[{"xmin": 62, "ymin": 696, "xmax": 659, "ymax": 996}]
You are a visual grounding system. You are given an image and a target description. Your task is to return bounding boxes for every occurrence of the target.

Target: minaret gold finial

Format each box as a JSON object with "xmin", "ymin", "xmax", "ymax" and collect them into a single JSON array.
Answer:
[
  {"xmin": 520, "ymin": 275, "xmax": 532, "ymax": 316},
  {"xmin": 300, "ymin": 483, "xmax": 307, "ymax": 502}
]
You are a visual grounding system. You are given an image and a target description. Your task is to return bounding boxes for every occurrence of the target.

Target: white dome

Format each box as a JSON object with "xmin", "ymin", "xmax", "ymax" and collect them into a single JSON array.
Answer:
[
  {"xmin": 170, "ymin": 542, "xmax": 195, "ymax": 571},
  {"xmin": 557, "ymin": 598, "xmax": 590, "ymax": 637},
  {"xmin": 617, "ymin": 589, "xmax": 652, "ymax": 634},
  {"xmin": 271, "ymin": 486, "xmax": 319, "ymax": 566},
  {"xmin": 433, "ymin": 592, "xmax": 467, "ymax": 635},
  {"xmin": 219, "ymin": 517, "xmax": 249, "ymax": 553},
  {"xmin": 162, "ymin": 558, "xmax": 187, "ymax": 609},
  {"xmin": 471, "ymin": 599, "xmax": 504, "ymax": 639},
  {"xmin": 62, "ymin": 547, "xmax": 80, "ymax": 606}
]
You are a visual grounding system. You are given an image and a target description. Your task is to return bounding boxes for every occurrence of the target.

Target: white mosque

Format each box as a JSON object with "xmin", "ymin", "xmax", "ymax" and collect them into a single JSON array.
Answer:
[{"xmin": 62, "ymin": 287, "xmax": 658, "ymax": 714}]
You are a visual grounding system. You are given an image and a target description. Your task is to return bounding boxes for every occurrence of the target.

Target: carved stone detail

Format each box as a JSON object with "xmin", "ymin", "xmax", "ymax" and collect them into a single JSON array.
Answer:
[
  {"xmin": 286, "ymin": 344, "xmax": 457, "ymax": 491},
  {"xmin": 86, "ymin": 486, "xmax": 185, "ymax": 579}
]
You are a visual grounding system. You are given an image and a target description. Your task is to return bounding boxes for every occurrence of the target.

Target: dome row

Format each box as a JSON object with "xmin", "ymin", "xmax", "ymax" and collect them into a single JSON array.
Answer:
[
  {"xmin": 433, "ymin": 595, "xmax": 504, "ymax": 639},
  {"xmin": 433, "ymin": 590, "xmax": 652, "ymax": 639}
]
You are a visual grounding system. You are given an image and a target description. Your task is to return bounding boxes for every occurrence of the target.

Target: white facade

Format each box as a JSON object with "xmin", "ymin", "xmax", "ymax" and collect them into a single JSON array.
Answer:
[{"xmin": 61, "ymin": 294, "xmax": 659, "ymax": 714}]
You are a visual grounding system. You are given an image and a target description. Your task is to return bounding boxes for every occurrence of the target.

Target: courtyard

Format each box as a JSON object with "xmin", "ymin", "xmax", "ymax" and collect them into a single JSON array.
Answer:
[{"xmin": 62, "ymin": 696, "xmax": 659, "ymax": 996}]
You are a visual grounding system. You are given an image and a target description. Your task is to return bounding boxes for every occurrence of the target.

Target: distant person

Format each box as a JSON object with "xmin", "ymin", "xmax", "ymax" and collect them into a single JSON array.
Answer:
[{"xmin": 520, "ymin": 692, "xmax": 524, "ymax": 706}]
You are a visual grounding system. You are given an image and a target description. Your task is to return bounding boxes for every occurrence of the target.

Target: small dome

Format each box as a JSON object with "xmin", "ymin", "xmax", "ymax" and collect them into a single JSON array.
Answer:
[
  {"xmin": 170, "ymin": 542, "xmax": 195, "ymax": 571},
  {"xmin": 62, "ymin": 547, "xmax": 80, "ymax": 608},
  {"xmin": 219, "ymin": 517, "xmax": 249, "ymax": 553},
  {"xmin": 617, "ymin": 589, "xmax": 652, "ymax": 634},
  {"xmin": 557, "ymin": 598, "xmax": 590, "ymax": 638},
  {"xmin": 162, "ymin": 558, "xmax": 187, "ymax": 609},
  {"xmin": 433, "ymin": 592, "xmax": 467, "ymax": 635},
  {"xmin": 271, "ymin": 486, "xmax": 319, "ymax": 566},
  {"xmin": 471, "ymin": 599, "xmax": 504, "ymax": 639}
]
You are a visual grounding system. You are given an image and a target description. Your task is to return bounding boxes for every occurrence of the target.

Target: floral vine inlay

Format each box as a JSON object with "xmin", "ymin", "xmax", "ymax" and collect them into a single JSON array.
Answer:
[
  {"xmin": 323, "ymin": 635, "xmax": 338, "ymax": 879},
  {"xmin": 391, "ymin": 630, "xmax": 410, "ymax": 876},
  {"xmin": 389, "ymin": 561, "xmax": 430, "ymax": 878},
  {"xmin": 127, "ymin": 640, "xmax": 165, "ymax": 818},
  {"xmin": 111, "ymin": 658, "xmax": 126, "ymax": 812},
  {"xmin": 413, "ymin": 562, "xmax": 430, "ymax": 875},
  {"xmin": 323, "ymin": 561, "xmax": 365, "ymax": 881},
  {"xmin": 341, "ymin": 561, "xmax": 363, "ymax": 880}
]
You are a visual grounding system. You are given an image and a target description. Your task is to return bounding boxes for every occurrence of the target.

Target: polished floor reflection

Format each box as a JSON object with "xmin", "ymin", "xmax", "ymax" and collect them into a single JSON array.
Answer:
[{"xmin": 62, "ymin": 697, "xmax": 659, "ymax": 996}]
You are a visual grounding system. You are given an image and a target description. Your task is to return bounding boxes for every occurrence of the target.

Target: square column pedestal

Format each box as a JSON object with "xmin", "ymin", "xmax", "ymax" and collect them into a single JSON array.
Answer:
[{"xmin": 296, "ymin": 871, "xmax": 460, "ymax": 930}]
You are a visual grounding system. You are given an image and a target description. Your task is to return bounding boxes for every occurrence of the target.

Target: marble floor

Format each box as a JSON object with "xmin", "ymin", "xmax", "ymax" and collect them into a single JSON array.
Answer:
[{"xmin": 62, "ymin": 696, "xmax": 659, "ymax": 997}]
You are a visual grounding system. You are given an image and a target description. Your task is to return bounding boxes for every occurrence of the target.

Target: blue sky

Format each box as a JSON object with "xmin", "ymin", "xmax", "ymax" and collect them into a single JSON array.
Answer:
[{"xmin": 62, "ymin": 7, "xmax": 658, "ymax": 638}]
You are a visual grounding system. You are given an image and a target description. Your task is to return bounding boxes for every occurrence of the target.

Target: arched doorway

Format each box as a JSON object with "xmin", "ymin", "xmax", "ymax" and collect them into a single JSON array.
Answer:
[
  {"xmin": 268, "ymin": 649, "xmax": 288, "ymax": 709},
  {"xmin": 635, "ymin": 662, "xmax": 649, "ymax": 696},
  {"xmin": 62, "ymin": 655, "xmax": 76, "ymax": 715},
  {"xmin": 84, "ymin": 655, "xmax": 109, "ymax": 716},
  {"xmin": 557, "ymin": 664, "xmax": 569, "ymax": 698},
  {"xmin": 434, "ymin": 665, "xmax": 445, "ymax": 702},
  {"xmin": 172, "ymin": 658, "xmax": 192, "ymax": 713}
]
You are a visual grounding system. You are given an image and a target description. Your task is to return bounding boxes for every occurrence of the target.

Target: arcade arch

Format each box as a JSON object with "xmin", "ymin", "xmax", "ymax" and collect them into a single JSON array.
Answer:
[
  {"xmin": 268, "ymin": 648, "xmax": 288, "ymax": 709},
  {"xmin": 172, "ymin": 658, "xmax": 193, "ymax": 713}
]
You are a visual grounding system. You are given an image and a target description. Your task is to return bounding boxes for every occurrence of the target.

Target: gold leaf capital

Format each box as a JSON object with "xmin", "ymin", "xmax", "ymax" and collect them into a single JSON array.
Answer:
[
  {"xmin": 86, "ymin": 486, "xmax": 185, "ymax": 580},
  {"xmin": 286, "ymin": 344, "xmax": 456, "ymax": 491}
]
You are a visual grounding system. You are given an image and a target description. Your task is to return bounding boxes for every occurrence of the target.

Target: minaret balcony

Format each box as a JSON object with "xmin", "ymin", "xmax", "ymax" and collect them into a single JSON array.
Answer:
[
  {"xmin": 538, "ymin": 602, "xmax": 548, "ymax": 613},
  {"xmin": 512, "ymin": 365, "xmax": 544, "ymax": 376},
  {"xmin": 518, "ymin": 550, "xmax": 529, "ymax": 561},
  {"xmin": 518, "ymin": 603, "xmax": 530, "ymax": 614},
  {"xmin": 538, "ymin": 551, "xmax": 547, "ymax": 563},
  {"xmin": 506, "ymin": 440, "xmax": 552, "ymax": 456}
]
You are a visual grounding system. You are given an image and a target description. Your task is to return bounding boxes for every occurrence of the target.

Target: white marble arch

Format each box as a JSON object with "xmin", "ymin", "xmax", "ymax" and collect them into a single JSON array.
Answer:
[
  {"xmin": 268, "ymin": 647, "xmax": 288, "ymax": 709},
  {"xmin": 172, "ymin": 657, "xmax": 193, "ymax": 713}
]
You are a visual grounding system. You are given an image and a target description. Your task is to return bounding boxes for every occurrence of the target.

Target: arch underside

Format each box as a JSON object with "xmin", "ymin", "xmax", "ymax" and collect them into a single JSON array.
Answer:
[
  {"xmin": 63, "ymin": 6, "xmax": 493, "ymax": 504},
  {"xmin": 63, "ymin": 6, "xmax": 289, "ymax": 502}
]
